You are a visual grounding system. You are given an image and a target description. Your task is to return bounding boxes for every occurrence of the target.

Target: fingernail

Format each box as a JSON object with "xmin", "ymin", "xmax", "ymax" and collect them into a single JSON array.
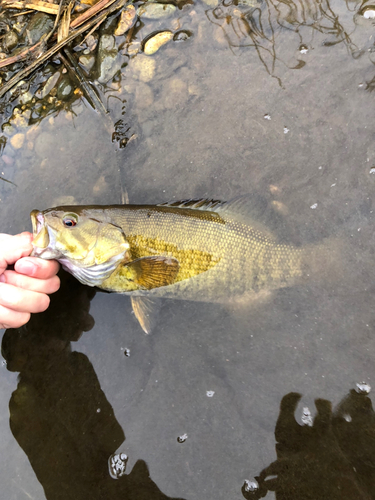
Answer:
[{"xmin": 17, "ymin": 259, "xmax": 38, "ymax": 275}]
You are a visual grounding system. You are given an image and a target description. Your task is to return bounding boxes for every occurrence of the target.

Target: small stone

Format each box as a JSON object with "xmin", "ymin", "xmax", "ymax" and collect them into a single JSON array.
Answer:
[
  {"xmin": 3, "ymin": 31, "xmax": 18, "ymax": 52},
  {"xmin": 137, "ymin": 3, "xmax": 176, "ymax": 19},
  {"xmin": 201, "ymin": 0, "xmax": 219, "ymax": 6},
  {"xmin": 79, "ymin": 54, "xmax": 95, "ymax": 72},
  {"xmin": 173, "ymin": 30, "xmax": 193, "ymax": 42},
  {"xmin": 355, "ymin": 382, "xmax": 371, "ymax": 394},
  {"xmin": 56, "ymin": 77, "xmax": 74, "ymax": 101},
  {"xmin": 144, "ymin": 31, "xmax": 173, "ymax": 55},
  {"xmin": 264, "ymin": 113, "xmax": 271, "ymax": 120},
  {"xmin": 177, "ymin": 433, "xmax": 188, "ymax": 443},
  {"xmin": 10, "ymin": 133, "xmax": 25, "ymax": 149}
]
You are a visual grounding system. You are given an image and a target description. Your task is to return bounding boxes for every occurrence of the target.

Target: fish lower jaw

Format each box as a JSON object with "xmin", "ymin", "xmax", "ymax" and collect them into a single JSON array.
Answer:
[{"xmin": 31, "ymin": 246, "xmax": 62, "ymax": 260}]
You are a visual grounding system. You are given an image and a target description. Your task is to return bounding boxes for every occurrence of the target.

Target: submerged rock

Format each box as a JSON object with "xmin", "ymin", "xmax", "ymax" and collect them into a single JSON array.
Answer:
[
  {"xmin": 131, "ymin": 55, "xmax": 156, "ymax": 82},
  {"xmin": 96, "ymin": 34, "xmax": 121, "ymax": 84},
  {"xmin": 144, "ymin": 31, "xmax": 173, "ymax": 55},
  {"xmin": 137, "ymin": 2, "xmax": 176, "ymax": 19},
  {"xmin": 56, "ymin": 77, "xmax": 74, "ymax": 101},
  {"xmin": 79, "ymin": 53, "xmax": 95, "ymax": 73},
  {"xmin": 3, "ymin": 31, "xmax": 18, "ymax": 52},
  {"xmin": 24, "ymin": 12, "xmax": 54, "ymax": 45}
]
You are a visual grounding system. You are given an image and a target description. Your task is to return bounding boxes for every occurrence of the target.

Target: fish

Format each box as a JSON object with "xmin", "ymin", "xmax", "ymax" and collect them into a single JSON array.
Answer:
[{"xmin": 30, "ymin": 195, "xmax": 338, "ymax": 333}]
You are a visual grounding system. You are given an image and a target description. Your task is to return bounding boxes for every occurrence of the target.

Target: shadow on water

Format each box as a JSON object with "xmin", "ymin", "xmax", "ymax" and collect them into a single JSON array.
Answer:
[
  {"xmin": 244, "ymin": 389, "xmax": 375, "ymax": 500},
  {"xmin": 1, "ymin": 273, "xmax": 184, "ymax": 500}
]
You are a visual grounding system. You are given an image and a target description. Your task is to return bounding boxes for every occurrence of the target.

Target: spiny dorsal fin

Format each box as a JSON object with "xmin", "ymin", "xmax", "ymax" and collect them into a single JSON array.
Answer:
[
  {"xmin": 126, "ymin": 255, "xmax": 179, "ymax": 289},
  {"xmin": 158, "ymin": 195, "xmax": 276, "ymax": 240},
  {"xmin": 158, "ymin": 194, "xmax": 301, "ymax": 244},
  {"xmin": 131, "ymin": 296, "xmax": 162, "ymax": 334},
  {"xmin": 157, "ymin": 198, "xmax": 226, "ymax": 211}
]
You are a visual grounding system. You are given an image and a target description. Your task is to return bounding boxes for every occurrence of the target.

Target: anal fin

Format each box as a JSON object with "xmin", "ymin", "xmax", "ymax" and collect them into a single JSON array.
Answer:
[{"xmin": 131, "ymin": 296, "xmax": 162, "ymax": 334}]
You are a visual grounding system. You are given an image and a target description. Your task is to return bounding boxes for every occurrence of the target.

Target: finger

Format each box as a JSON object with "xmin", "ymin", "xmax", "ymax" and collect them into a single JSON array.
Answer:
[
  {"xmin": 0, "ymin": 233, "xmax": 33, "ymax": 274},
  {"xmin": 0, "ymin": 305, "xmax": 30, "ymax": 329},
  {"xmin": 15, "ymin": 257, "xmax": 60, "ymax": 279},
  {"xmin": 0, "ymin": 282, "xmax": 50, "ymax": 313},
  {"xmin": 1, "ymin": 270, "xmax": 60, "ymax": 294}
]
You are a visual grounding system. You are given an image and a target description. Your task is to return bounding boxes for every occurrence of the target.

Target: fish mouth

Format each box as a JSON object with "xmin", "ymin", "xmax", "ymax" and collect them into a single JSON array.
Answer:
[{"xmin": 30, "ymin": 210, "xmax": 61, "ymax": 260}]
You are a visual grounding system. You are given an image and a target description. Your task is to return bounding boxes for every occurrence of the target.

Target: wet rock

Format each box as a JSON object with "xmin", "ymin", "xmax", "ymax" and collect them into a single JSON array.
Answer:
[
  {"xmin": 10, "ymin": 133, "xmax": 25, "ymax": 150},
  {"xmin": 114, "ymin": 5, "xmax": 137, "ymax": 35},
  {"xmin": 79, "ymin": 53, "xmax": 95, "ymax": 72},
  {"xmin": 96, "ymin": 34, "xmax": 121, "ymax": 84},
  {"xmin": 3, "ymin": 31, "xmax": 18, "ymax": 52},
  {"xmin": 173, "ymin": 30, "xmax": 193, "ymax": 42},
  {"xmin": 131, "ymin": 55, "xmax": 156, "ymax": 82},
  {"xmin": 35, "ymin": 72, "xmax": 60, "ymax": 99},
  {"xmin": 24, "ymin": 13, "xmax": 54, "ymax": 45},
  {"xmin": 237, "ymin": 0, "xmax": 262, "ymax": 5},
  {"xmin": 56, "ymin": 77, "xmax": 74, "ymax": 101},
  {"xmin": 144, "ymin": 31, "xmax": 173, "ymax": 55},
  {"xmin": 201, "ymin": 0, "xmax": 219, "ymax": 7},
  {"xmin": 137, "ymin": 2, "xmax": 176, "ymax": 19}
]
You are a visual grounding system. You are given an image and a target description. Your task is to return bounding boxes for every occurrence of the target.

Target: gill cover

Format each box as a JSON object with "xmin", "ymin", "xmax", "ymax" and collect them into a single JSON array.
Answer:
[{"xmin": 31, "ymin": 208, "xmax": 131, "ymax": 287}]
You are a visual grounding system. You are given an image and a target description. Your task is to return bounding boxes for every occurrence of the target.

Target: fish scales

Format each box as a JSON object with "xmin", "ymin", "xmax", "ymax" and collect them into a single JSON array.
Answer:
[{"xmin": 99, "ymin": 205, "xmax": 305, "ymax": 302}]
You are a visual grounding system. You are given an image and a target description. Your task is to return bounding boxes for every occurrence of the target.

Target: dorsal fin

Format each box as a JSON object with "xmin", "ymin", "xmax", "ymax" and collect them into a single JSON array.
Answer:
[
  {"xmin": 158, "ymin": 194, "xmax": 301, "ymax": 245},
  {"xmin": 157, "ymin": 198, "xmax": 226, "ymax": 211}
]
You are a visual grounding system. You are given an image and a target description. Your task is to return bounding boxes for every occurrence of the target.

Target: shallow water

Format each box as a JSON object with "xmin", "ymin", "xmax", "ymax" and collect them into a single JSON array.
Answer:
[{"xmin": 2, "ymin": 0, "xmax": 375, "ymax": 498}]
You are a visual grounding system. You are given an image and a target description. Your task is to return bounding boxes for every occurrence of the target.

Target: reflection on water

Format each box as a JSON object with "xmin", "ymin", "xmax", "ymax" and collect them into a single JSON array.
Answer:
[
  {"xmin": 245, "ymin": 389, "xmax": 375, "ymax": 499},
  {"xmin": 1, "ymin": 274, "xmax": 184, "ymax": 500}
]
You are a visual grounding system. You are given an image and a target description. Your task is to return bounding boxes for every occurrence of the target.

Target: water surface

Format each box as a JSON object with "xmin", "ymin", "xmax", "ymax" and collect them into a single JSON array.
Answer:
[{"xmin": 1, "ymin": 0, "xmax": 375, "ymax": 498}]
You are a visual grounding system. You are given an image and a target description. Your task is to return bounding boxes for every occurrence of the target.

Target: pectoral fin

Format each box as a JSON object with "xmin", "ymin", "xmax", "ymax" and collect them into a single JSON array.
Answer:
[
  {"xmin": 126, "ymin": 256, "xmax": 179, "ymax": 289},
  {"xmin": 131, "ymin": 296, "xmax": 162, "ymax": 334}
]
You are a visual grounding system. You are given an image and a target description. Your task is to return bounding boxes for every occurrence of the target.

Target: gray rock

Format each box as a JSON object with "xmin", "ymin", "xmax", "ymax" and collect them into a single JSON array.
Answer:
[
  {"xmin": 96, "ymin": 35, "xmax": 121, "ymax": 84},
  {"xmin": 24, "ymin": 13, "xmax": 54, "ymax": 45}
]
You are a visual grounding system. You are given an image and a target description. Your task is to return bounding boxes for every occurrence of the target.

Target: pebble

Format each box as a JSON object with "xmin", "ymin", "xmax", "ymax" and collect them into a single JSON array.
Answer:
[
  {"xmin": 79, "ymin": 54, "xmax": 95, "ymax": 72},
  {"xmin": 144, "ymin": 31, "xmax": 173, "ymax": 55},
  {"xmin": 137, "ymin": 3, "xmax": 176, "ymax": 19},
  {"xmin": 201, "ymin": 0, "xmax": 219, "ymax": 6},
  {"xmin": 3, "ymin": 31, "xmax": 18, "ymax": 52},
  {"xmin": 10, "ymin": 133, "xmax": 25, "ymax": 149}
]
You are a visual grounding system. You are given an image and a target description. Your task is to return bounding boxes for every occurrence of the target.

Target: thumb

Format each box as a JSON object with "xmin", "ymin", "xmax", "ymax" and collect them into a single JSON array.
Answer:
[{"xmin": 0, "ymin": 233, "xmax": 33, "ymax": 274}]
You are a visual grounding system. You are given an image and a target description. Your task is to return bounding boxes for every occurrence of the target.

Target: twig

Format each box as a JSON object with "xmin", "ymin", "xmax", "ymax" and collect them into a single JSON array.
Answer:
[{"xmin": 0, "ymin": 0, "xmax": 127, "ymax": 97}]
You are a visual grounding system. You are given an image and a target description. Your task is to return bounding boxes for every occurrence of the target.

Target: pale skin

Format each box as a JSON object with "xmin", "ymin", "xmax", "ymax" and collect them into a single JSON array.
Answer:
[{"xmin": 0, "ymin": 232, "xmax": 60, "ymax": 329}]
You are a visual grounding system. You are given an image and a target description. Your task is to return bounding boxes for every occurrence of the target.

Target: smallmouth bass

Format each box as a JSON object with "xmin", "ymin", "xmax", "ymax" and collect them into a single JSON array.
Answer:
[{"xmin": 30, "ymin": 196, "xmax": 336, "ymax": 333}]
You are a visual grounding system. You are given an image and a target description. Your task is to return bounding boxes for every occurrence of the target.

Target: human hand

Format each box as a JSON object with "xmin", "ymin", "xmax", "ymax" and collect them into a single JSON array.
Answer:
[{"xmin": 0, "ymin": 232, "xmax": 60, "ymax": 329}]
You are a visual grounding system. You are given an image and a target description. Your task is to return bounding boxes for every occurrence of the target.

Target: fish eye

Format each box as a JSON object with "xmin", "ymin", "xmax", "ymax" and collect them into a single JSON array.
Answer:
[{"xmin": 63, "ymin": 214, "xmax": 78, "ymax": 228}]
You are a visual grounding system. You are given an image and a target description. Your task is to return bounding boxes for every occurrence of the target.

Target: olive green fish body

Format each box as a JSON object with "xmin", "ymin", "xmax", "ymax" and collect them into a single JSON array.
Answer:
[{"xmin": 31, "ymin": 197, "xmax": 326, "ymax": 331}]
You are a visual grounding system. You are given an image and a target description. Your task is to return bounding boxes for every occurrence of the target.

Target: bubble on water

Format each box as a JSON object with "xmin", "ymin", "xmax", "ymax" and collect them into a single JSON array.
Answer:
[
  {"xmin": 108, "ymin": 452, "xmax": 128, "ymax": 479},
  {"xmin": 97, "ymin": 408, "xmax": 101, "ymax": 413},
  {"xmin": 177, "ymin": 433, "xmax": 188, "ymax": 443},
  {"xmin": 301, "ymin": 406, "xmax": 313, "ymax": 427},
  {"xmin": 299, "ymin": 44, "xmax": 308, "ymax": 54},
  {"xmin": 206, "ymin": 390, "xmax": 215, "ymax": 397},
  {"xmin": 243, "ymin": 479, "xmax": 259, "ymax": 492},
  {"xmin": 124, "ymin": 348, "xmax": 130, "ymax": 357},
  {"xmin": 343, "ymin": 413, "xmax": 352, "ymax": 423},
  {"xmin": 369, "ymin": 167, "xmax": 375, "ymax": 174},
  {"xmin": 1, "ymin": 360, "xmax": 6, "ymax": 366},
  {"xmin": 355, "ymin": 382, "xmax": 371, "ymax": 394},
  {"xmin": 283, "ymin": 126, "xmax": 290, "ymax": 134},
  {"xmin": 310, "ymin": 203, "xmax": 318, "ymax": 209},
  {"xmin": 264, "ymin": 113, "xmax": 271, "ymax": 120}
]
